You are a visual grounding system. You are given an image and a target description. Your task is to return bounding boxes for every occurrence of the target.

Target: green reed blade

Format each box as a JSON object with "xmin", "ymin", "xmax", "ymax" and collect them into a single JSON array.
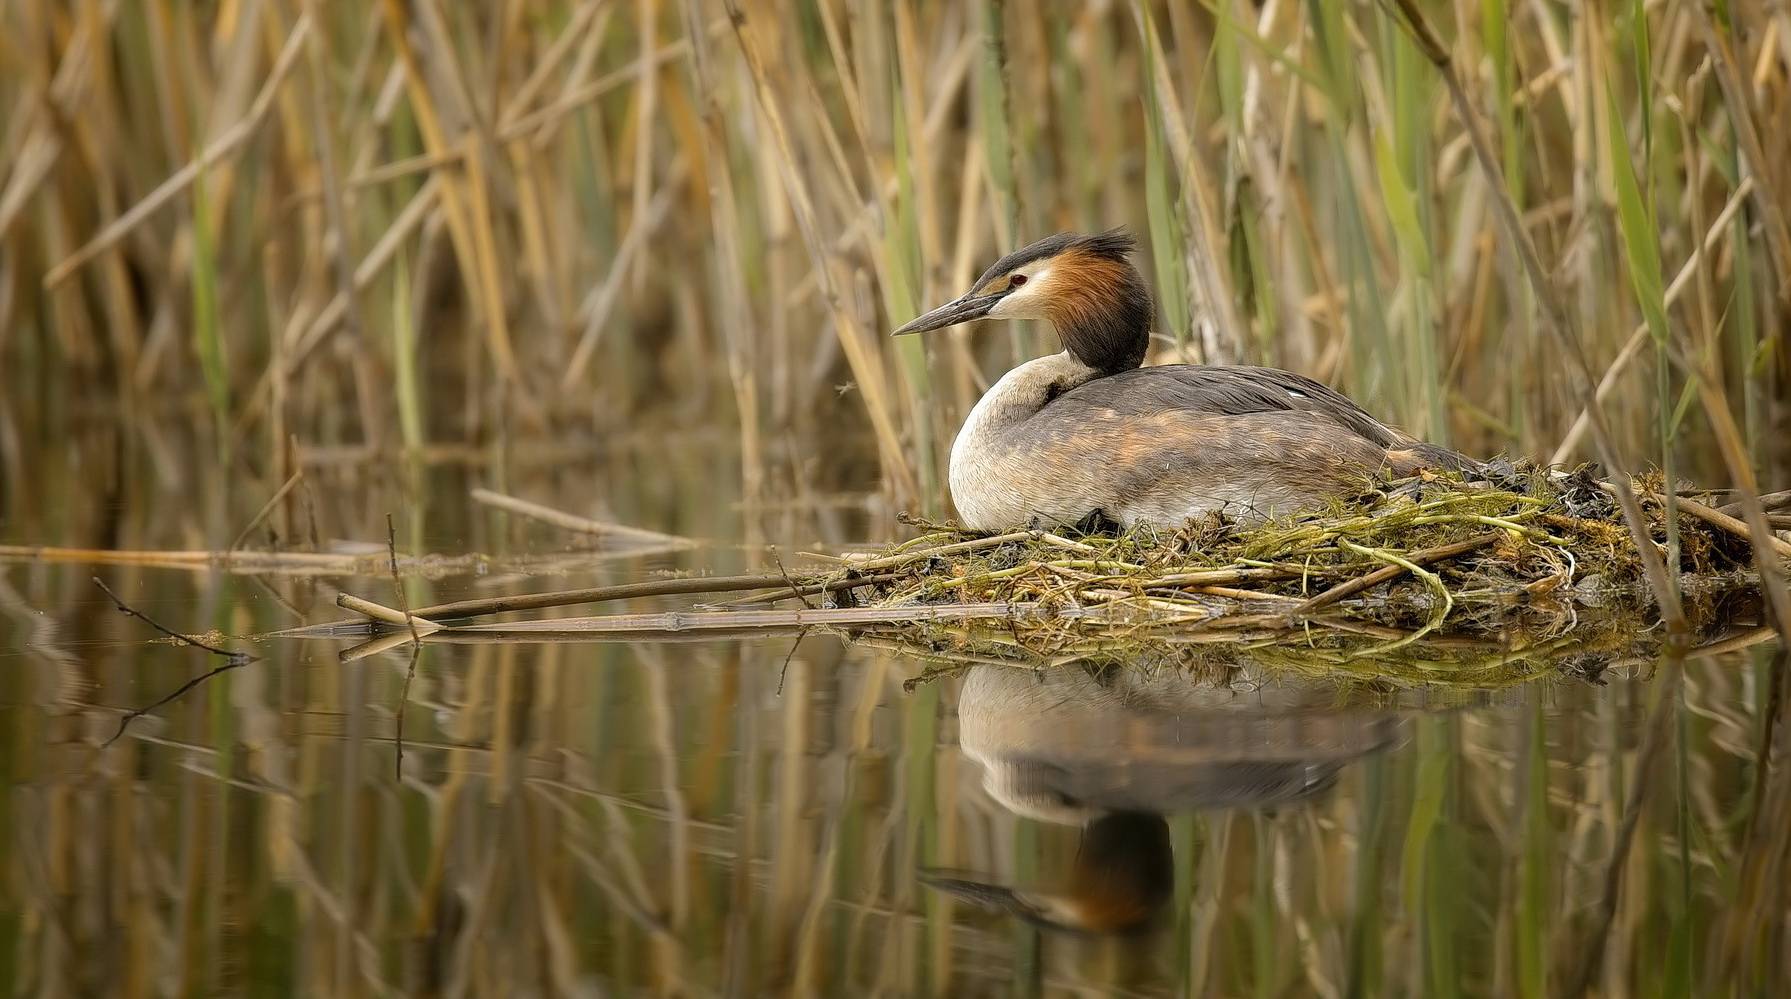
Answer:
[
  {"xmin": 976, "ymin": 0, "xmax": 1027, "ymax": 364},
  {"xmin": 191, "ymin": 165, "xmax": 228, "ymax": 460},
  {"xmin": 1136, "ymin": 4, "xmax": 1191, "ymax": 347},
  {"xmin": 887, "ymin": 75, "xmax": 937, "ymax": 514},
  {"xmin": 1606, "ymin": 86, "xmax": 1668, "ymax": 348},
  {"xmin": 1605, "ymin": 34, "xmax": 1681, "ymax": 584},
  {"xmin": 392, "ymin": 249, "xmax": 422, "ymax": 457}
]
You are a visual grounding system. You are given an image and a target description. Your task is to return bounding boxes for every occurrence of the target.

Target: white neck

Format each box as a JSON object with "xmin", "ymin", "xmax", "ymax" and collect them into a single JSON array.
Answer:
[
  {"xmin": 948, "ymin": 351, "xmax": 1103, "ymax": 528},
  {"xmin": 955, "ymin": 351, "xmax": 1100, "ymax": 442}
]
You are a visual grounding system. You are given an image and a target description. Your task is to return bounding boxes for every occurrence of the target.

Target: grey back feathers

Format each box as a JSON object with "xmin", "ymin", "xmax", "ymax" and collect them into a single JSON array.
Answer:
[{"xmin": 1050, "ymin": 365, "xmax": 1402, "ymax": 447}]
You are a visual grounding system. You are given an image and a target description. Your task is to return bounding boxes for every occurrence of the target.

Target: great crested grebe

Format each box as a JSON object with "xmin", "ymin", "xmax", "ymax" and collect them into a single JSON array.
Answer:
[{"xmin": 892, "ymin": 230, "xmax": 1478, "ymax": 531}]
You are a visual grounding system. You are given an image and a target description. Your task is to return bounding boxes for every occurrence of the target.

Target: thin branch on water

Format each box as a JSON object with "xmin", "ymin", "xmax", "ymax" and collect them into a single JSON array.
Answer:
[
  {"xmin": 91, "ymin": 576, "xmax": 258, "ymax": 748},
  {"xmin": 92, "ymin": 576, "xmax": 249, "ymax": 660},
  {"xmin": 385, "ymin": 514, "xmax": 422, "ymax": 644},
  {"xmin": 768, "ymin": 548, "xmax": 815, "ymax": 610}
]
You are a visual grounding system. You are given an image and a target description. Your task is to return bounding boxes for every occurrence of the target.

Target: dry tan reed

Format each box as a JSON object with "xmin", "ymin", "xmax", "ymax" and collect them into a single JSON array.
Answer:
[{"xmin": 4, "ymin": 1, "xmax": 1788, "ymax": 525}]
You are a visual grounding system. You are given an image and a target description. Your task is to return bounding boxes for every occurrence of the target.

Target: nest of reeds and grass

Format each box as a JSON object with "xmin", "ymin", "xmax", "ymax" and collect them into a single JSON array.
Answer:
[
  {"xmin": 290, "ymin": 474, "xmax": 1777, "ymax": 681},
  {"xmin": 818, "ymin": 462, "xmax": 1775, "ymax": 648}
]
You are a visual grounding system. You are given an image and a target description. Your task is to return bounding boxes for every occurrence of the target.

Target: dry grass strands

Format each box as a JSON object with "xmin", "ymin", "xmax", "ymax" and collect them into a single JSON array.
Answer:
[{"xmin": 829, "ymin": 468, "xmax": 1773, "ymax": 646}]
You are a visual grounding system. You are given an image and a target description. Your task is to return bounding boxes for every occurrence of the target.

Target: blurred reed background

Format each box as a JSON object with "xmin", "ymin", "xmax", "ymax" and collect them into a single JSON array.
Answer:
[
  {"xmin": 5, "ymin": 4, "xmax": 1791, "ymax": 995},
  {"xmin": 3, "ymin": 0, "xmax": 1789, "ymax": 528}
]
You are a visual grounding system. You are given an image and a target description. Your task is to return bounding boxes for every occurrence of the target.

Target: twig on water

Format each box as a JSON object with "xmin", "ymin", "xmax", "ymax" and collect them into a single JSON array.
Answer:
[
  {"xmin": 769, "ymin": 548, "xmax": 814, "ymax": 610},
  {"xmin": 91, "ymin": 576, "xmax": 258, "ymax": 748},
  {"xmin": 92, "ymin": 576, "xmax": 247, "ymax": 659},
  {"xmin": 386, "ymin": 515, "xmax": 422, "ymax": 645},
  {"xmin": 333, "ymin": 564, "xmax": 900, "ymax": 627},
  {"xmin": 1, "ymin": 544, "xmax": 446, "ymax": 575}
]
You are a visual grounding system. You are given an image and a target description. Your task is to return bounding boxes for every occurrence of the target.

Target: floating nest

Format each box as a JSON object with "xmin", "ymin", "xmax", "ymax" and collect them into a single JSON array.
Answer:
[
  {"xmin": 288, "ymin": 468, "xmax": 1779, "ymax": 687},
  {"xmin": 820, "ymin": 463, "xmax": 1771, "ymax": 652}
]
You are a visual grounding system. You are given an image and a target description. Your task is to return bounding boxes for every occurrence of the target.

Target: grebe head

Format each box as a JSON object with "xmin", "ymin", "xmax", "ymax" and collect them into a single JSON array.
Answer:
[{"xmin": 892, "ymin": 230, "xmax": 1155, "ymax": 374}]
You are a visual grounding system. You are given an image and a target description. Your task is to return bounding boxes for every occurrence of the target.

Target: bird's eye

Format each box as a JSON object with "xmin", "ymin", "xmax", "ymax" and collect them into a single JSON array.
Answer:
[{"xmin": 1009, "ymin": 274, "xmax": 1028, "ymax": 288}]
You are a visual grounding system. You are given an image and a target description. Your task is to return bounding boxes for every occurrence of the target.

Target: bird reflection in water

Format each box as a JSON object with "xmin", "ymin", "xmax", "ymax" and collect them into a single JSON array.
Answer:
[
  {"xmin": 922, "ymin": 811, "xmax": 1174, "ymax": 936},
  {"xmin": 921, "ymin": 660, "xmax": 1403, "ymax": 936}
]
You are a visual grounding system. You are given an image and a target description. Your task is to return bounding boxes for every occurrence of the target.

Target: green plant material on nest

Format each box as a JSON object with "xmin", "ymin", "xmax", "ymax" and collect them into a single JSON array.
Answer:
[{"xmin": 830, "ymin": 465, "xmax": 1764, "ymax": 645}]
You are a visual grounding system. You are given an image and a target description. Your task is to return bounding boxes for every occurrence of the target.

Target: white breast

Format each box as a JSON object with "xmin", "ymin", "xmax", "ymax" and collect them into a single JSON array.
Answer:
[{"xmin": 947, "ymin": 353, "xmax": 1102, "ymax": 530}]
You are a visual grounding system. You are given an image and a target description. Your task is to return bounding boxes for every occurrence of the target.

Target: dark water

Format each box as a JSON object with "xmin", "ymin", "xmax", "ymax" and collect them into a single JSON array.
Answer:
[
  {"xmin": 2, "ymin": 441, "xmax": 1787, "ymax": 997},
  {"xmin": 2, "ymin": 567, "xmax": 1784, "ymax": 997}
]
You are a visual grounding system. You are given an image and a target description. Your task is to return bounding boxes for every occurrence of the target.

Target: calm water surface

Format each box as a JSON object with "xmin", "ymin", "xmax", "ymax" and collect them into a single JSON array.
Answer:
[{"xmin": 2, "ymin": 436, "xmax": 1786, "ymax": 997}]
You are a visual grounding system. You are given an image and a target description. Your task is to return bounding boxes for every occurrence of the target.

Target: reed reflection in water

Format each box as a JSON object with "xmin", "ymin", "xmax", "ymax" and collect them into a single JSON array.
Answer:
[{"xmin": 2, "ymin": 599, "xmax": 1785, "ymax": 997}]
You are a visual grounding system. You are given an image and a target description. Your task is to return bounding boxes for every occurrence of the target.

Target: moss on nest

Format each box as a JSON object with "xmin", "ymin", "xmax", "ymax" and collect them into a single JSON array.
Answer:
[{"xmin": 830, "ymin": 464, "xmax": 1767, "ymax": 646}]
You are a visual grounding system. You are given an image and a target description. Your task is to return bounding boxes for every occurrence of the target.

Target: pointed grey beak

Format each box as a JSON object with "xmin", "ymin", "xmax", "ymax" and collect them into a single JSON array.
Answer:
[{"xmin": 891, "ymin": 292, "xmax": 1001, "ymax": 335}]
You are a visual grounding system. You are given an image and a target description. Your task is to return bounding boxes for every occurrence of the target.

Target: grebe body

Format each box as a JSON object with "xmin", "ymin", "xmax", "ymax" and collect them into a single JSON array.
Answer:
[{"xmin": 894, "ymin": 231, "xmax": 1474, "ymax": 531}]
